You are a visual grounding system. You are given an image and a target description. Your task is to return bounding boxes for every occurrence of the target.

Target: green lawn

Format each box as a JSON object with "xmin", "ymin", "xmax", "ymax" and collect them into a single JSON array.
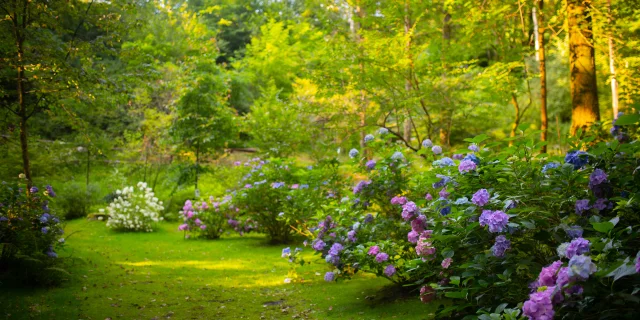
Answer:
[{"xmin": 0, "ymin": 220, "xmax": 439, "ymax": 319}]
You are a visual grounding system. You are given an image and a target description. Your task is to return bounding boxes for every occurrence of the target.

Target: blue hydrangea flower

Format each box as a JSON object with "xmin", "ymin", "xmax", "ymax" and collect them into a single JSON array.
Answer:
[
  {"xmin": 422, "ymin": 139, "xmax": 433, "ymax": 148},
  {"xmin": 463, "ymin": 153, "xmax": 480, "ymax": 165},
  {"xmin": 565, "ymin": 225, "xmax": 583, "ymax": 239},
  {"xmin": 432, "ymin": 174, "xmax": 452, "ymax": 189},
  {"xmin": 30, "ymin": 186, "xmax": 38, "ymax": 193},
  {"xmin": 378, "ymin": 128, "xmax": 389, "ymax": 135},
  {"xmin": 390, "ymin": 151, "xmax": 404, "ymax": 160},
  {"xmin": 347, "ymin": 230, "xmax": 357, "ymax": 242},
  {"xmin": 325, "ymin": 254, "xmax": 340, "ymax": 265},
  {"xmin": 45, "ymin": 185, "xmax": 56, "ymax": 197},
  {"xmin": 472, "ymin": 189, "xmax": 490, "ymax": 207},
  {"xmin": 541, "ymin": 162, "xmax": 560, "ymax": 174},
  {"xmin": 431, "ymin": 146, "xmax": 443, "ymax": 155},
  {"xmin": 468, "ymin": 144, "xmax": 479, "ymax": 152},
  {"xmin": 364, "ymin": 134, "xmax": 375, "ymax": 143},
  {"xmin": 365, "ymin": 160, "xmax": 376, "ymax": 170},
  {"xmin": 566, "ymin": 237, "xmax": 590, "ymax": 259},
  {"xmin": 454, "ymin": 197, "xmax": 469, "ymax": 205},
  {"xmin": 324, "ymin": 271, "xmax": 335, "ymax": 282},
  {"xmin": 282, "ymin": 247, "xmax": 291, "ymax": 258},
  {"xmin": 433, "ymin": 157, "xmax": 455, "ymax": 167},
  {"xmin": 565, "ymin": 150, "xmax": 588, "ymax": 169},
  {"xmin": 329, "ymin": 243, "xmax": 344, "ymax": 256},
  {"xmin": 364, "ymin": 214, "xmax": 374, "ymax": 223},
  {"xmin": 568, "ymin": 255, "xmax": 597, "ymax": 280},
  {"xmin": 349, "ymin": 148, "xmax": 359, "ymax": 158},
  {"xmin": 575, "ymin": 199, "xmax": 590, "ymax": 215}
]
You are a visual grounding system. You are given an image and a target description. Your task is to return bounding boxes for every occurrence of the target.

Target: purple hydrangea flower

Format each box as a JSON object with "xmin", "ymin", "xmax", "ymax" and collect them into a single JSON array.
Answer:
[
  {"xmin": 438, "ymin": 187, "xmax": 450, "ymax": 200},
  {"xmin": 432, "ymin": 174, "xmax": 451, "ymax": 189},
  {"xmin": 537, "ymin": 261, "xmax": 563, "ymax": 287},
  {"xmin": 575, "ymin": 199, "xmax": 590, "ymax": 215},
  {"xmin": 492, "ymin": 235, "xmax": 511, "ymax": 257},
  {"xmin": 325, "ymin": 254, "xmax": 340, "ymax": 265},
  {"xmin": 565, "ymin": 225, "xmax": 583, "ymax": 239},
  {"xmin": 375, "ymin": 252, "xmax": 389, "ymax": 263},
  {"xmin": 41, "ymin": 227, "xmax": 49, "ymax": 234},
  {"xmin": 324, "ymin": 271, "xmax": 335, "ymax": 282},
  {"xmin": 329, "ymin": 243, "xmax": 344, "ymax": 256},
  {"xmin": 353, "ymin": 180, "xmax": 371, "ymax": 194},
  {"xmin": 556, "ymin": 267, "xmax": 572, "ymax": 288},
  {"xmin": 0, "ymin": 217, "xmax": 8, "ymax": 222},
  {"xmin": 566, "ymin": 238, "xmax": 590, "ymax": 259},
  {"xmin": 365, "ymin": 160, "xmax": 376, "ymax": 170},
  {"xmin": 199, "ymin": 225, "xmax": 206, "ymax": 230},
  {"xmin": 312, "ymin": 239, "xmax": 326, "ymax": 251},
  {"xmin": 472, "ymin": 189, "xmax": 490, "ymax": 207},
  {"xmin": 568, "ymin": 255, "xmax": 597, "ymax": 280},
  {"xmin": 589, "ymin": 169, "xmax": 608, "ymax": 187},
  {"xmin": 347, "ymin": 230, "xmax": 357, "ymax": 242},
  {"xmin": 391, "ymin": 196, "xmax": 408, "ymax": 205},
  {"xmin": 384, "ymin": 264, "xmax": 396, "ymax": 277},
  {"xmin": 425, "ymin": 193, "xmax": 433, "ymax": 201},
  {"xmin": 441, "ymin": 258, "xmax": 452, "ymax": 269},
  {"xmin": 479, "ymin": 210, "xmax": 509, "ymax": 233},
  {"xmin": 458, "ymin": 160, "xmax": 477, "ymax": 173},
  {"xmin": 452, "ymin": 153, "xmax": 464, "ymax": 160},
  {"xmin": 408, "ymin": 230, "xmax": 420, "ymax": 243},
  {"xmin": 368, "ymin": 245, "xmax": 380, "ymax": 256},
  {"xmin": 30, "ymin": 186, "xmax": 38, "ymax": 193},
  {"xmin": 565, "ymin": 150, "xmax": 588, "ymax": 170},
  {"xmin": 39, "ymin": 213, "xmax": 51, "ymax": 224},
  {"xmin": 178, "ymin": 224, "xmax": 189, "ymax": 231},
  {"xmin": 464, "ymin": 153, "xmax": 480, "ymax": 165},
  {"xmin": 411, "ymin": 215, "xmax": 427, "ymax": 233},
  {"xmin": 401, "ymin": 201, "xmax": 419, "ymax": 221},
  {"xmin": 416, "ymin": 235, "xmax": 436, "ymax": 257},
  {"xmin": 432, "ymin": 145, "xmax": 442, "ymax": 155},
  {"xmin": 593, "ymin": 198, "xmax": 608, "ymax": 211},
  {"xmin": 45, "ymin": 185, "xmax": 56, "ymax": 197},
  {"xmin": 522, "ymin": 286, "xmax": 556, "ymax": 320},
  {"xmin": 364, "ymin": 214, "xmax": 374, "ymax": 223},
  {"xmin": 468, "ymin": 144, "xmax": 479, "ymax": 152},
  {"xmin": 635, "ymin": 253, "xmax": 640, "ymax": 273},
  {"xmin": 46, "ymin": 246, "xmax": 58, "ymax": 258}
]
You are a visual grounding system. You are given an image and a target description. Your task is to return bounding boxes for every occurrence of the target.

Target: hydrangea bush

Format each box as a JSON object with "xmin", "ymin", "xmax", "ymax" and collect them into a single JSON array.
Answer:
[
  {"xmin": 178, "ymin": 198, "xmax": 226, "ymax": 239},
  {"xmin": 298, "ymin": 127, "xmax": 640, "ymax": 319},
  {"xmin": 0, "ymin": 176, "xmax": 65, "ymax": 284},
  {"xmin": 104, "ymin": 182, "xmax": 164, "ymax": 232}
]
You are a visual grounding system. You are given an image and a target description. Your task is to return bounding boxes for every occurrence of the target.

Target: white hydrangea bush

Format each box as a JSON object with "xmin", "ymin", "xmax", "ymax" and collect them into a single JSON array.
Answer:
[{"xmin": 104, "ymin": 182, "xmax": 164, "ymax": 232}]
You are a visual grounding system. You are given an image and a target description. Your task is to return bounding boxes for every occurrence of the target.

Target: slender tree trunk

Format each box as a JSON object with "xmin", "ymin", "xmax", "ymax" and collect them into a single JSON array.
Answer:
[
  {"xmin": 403, "ymin": 0, "xmax": 412, "ymax": 144},
  {"xmin": 535, "ymin": 1, "xmax": 548, "ymax": 152},
  {"xmin": 607, "ymin": 0, "xmax": 619, "ymax": 119},
  {"xmin": 439, "ymin": 13, "xmax": 452, "ymax": 147},
  {"xmin": 510, "ymin": 93, "xmax": 521, "ymax": 146},
  {"xmin": 567, "ymin": 0, "xmax": 600, "ymax": 135},
  {"xmin": 17, "ymin": 44, "xmax": 31, "ymax": 185}
]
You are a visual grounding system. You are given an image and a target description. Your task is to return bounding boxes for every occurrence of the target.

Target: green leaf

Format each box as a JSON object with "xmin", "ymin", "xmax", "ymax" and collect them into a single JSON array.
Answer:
[
  {"xmin": 591, "ymin": 221, "xmax": 614, "ymax": 233},
  {"xmin": 444, "ymin": 289, "xmax": 468, "ymax": 299},
  {"xmin": 614, "ymin": 114, "xmax": 640, "ymax": 125},
  {"xmin": 450, "ymin": 276, "xmax": 461, "ymax": 286},
  {"xmin": 472, "ymin": 134, "xmax": 490, "ymax": 144}
]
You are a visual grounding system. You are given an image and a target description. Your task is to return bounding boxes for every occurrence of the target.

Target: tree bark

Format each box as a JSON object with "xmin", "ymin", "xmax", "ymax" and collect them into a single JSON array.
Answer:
[
  {"xmin": 607, "ymin": 0, "xmax": 619, "ymax": 119},
  {"xmin": 535, "ymin": 1, "xmax": 548, "ymax": 152},
  {"xmin": 439, "ymin": 12, "xmax": 452, "ymax": 147},
  {"xmin": 15, "ymin": 21, "xmax": 31, "ymax": 185},
  {"xmin": 403, "ymin": 0, "xmax": 412, "ymax": 144},
  {"xmin": 567, "ymin": 0, "xmax": 600, "ymax": 135},
  {"xmin": 509, "ymin": 93, "xmax": 521, "ymax": 146}
]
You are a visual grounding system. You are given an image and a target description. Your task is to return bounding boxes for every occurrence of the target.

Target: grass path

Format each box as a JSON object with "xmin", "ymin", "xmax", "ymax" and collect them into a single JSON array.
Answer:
[{"xmin": 1, "ymin": 220, "xmax": 438, "ymax": 319}]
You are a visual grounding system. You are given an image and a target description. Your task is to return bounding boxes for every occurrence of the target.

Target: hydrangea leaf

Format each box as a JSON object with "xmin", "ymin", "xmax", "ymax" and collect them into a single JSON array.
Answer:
[{"xmin": 591, "ymin": 221, "xmax": 614, "ymax": 233}]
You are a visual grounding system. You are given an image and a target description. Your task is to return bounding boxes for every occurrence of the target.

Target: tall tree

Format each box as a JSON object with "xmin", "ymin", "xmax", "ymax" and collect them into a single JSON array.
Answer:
[
  {"xmin": 567, "ymin": 0, "xmax": 600, "ymax": 135},
  {"xmin": 534, "ymin": 0, "xmax": 548, "ymax": 152}
]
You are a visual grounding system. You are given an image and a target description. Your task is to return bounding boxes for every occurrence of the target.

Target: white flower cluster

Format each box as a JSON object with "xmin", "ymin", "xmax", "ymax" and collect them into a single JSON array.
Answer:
[{"xmin": 103, "ymin": 182, "xmax": 164, "ymax": 232}]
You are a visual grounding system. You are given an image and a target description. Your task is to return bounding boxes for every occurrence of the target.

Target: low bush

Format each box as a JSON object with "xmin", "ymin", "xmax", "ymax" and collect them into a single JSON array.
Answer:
[
  {"xmin": 103, "ymin": 182, "xmax": 164, "ymax": 232},
  {"xmin": 178, "ymin": 199, "xmax": 226, "ymax": 239},
  {"xmin": 0, "ymin": 175, "xmax": 66, "ymax": 285},
  {"xmin": 55, "ymin": 182, "xmax": 101, "ymax": 219}
]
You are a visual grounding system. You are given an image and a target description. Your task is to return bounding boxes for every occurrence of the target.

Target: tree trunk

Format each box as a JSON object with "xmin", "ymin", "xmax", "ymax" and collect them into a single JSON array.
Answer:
[
  {"xmin": 16, "ymin": 38, "xmax": 31, "ymax": 185},
  {"xmin": 607, "ymin": 0, "xmax": 619, "ymax": 119},
  {"xmin": 403, "ymin": 0, "xmax": 412, "ymax": 144},
  {"xmin": 535, "ymin": 1, "xmax": 548, "ymax": 152},
  {"xmin": 567, "ymin": 0, "xmax": 600, "ymax": 135},
  {"xmin": 439, "ymin": 12, "xmax": 452, "ymax": 147}
]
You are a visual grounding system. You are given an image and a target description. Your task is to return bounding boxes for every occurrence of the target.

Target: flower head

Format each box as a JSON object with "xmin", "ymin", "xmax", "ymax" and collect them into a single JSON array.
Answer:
[
  {"xmin": 566, "ymin": 237, "xmax": 590, "ymax": 259},
  {"xmin": 408, "ymin": 230, "xmax": 420, "ymax": 243},
  {"xmin": 324, "ymin": 272, "xmax": 335, "ymax": 282},
  {"xmin": 492, "ymin": 235, "xmax": 511, "ymax": 257},
  {"xmin": 401, "ymin": 201, "xmax": 419, "ymax": 221},
  {"xmin": 589, "ymin": 169, "xmax": 608, "ymax": 187},
  {"xmin": 349, "ymin": 148, "xmax": 359, "ymax": 158},
  {"xmin": 364, "ymin": 134, "xmax": 375, "ymax": 143},
  {"xmin": 452, "ymin": 153, "xmax": 464, "ymax": 160},
  {"xmin": 541, "ymin": 162, "xmax": 560, "ymax": 174},
  {"xmin": 431, "ymin": 145, "xmax": 442, "ymax": 155},
  {"xmin": 420, "ymin": 286, "xmax": 435, "ymax": 303},
  {"xmin": 375, "ymin": 252, "xmax": 389, "ymax": 263},
  {"xmin": 30, "ymin": 186, "xmax": 38, "ymax": 193},
  {"xmin": 282, "ymin": 247, "xmax": 291, "ymax": 258},
  {"xmin": 522, "ymin": 286, "xmax": 556, "ymax": 320},
  {"xmin": 384, "ymin": 265, "xmax": 396, "ymax": 277},
  {"xmin": 537, "ymin": 261, "xmax": 563, "ymax": 287},
  {"xmin": 433, "ymin": 157, "xmax": 455, "ymax": 167},
  {"xmin": 479, "ymin": 210, "xmax": 509, "ymax": 233},
  {"xmin": 391, "ymin": 151, "xmax": 405, "ymax": 160},
  {"xmin": 568, "ymin": 255, "xmax": 597, "ymax": 280},
  {"xmin": 464, "ymin": 153, "xmax": 480, "ymax": 165},
  {"xmin": 438, "ymin": 187, "xmax": 450, "ymax": 199},
  {"xmin": 365, "ymin": 160, "xmax": 376, "ymax": 170},
  {"xmin": 353, "ymin": 180, "xmax": 371, "ymax": 194},
  {"xmin": 422, "ymin": 139, "xmax": 433, "ymax": 148},
  {"xmin": 575, "ymin": 199, "xmax": 590, "ymax": 215},
  {"xmin": 441, "ymin": 258, "xmax": 452, "ymax": 269},
  {"xmin": 472, "ymin": 189, "xmax": 490, "ymax": 207},
  {"xmin": 458, "ymin": 160, "xmax": 477, "ymax": 173},
  {"xmin": 468, "ymin": 144, "xmax": 479, "ymax": 152},
  {"xmin": 391, "ymin": 196, "xmax": 408, "ymax": 205},
  {"xmin": 411, "ymin": 214, "xmax": 427, "ymax": 233},
  {"xmin": 378, "ymin": 128, "xmax": 389, "ymax": 135},
  {"xmin": 312, "ymin": 239, "xmax": 326, "ymax": 251},
  {"xmin": 329, "ymin": 243, "xmax": 344, "ymax": 256},
  {"xmin": 368, "ymin": 245, "xmax": 380, "ymax": 256},
  {"xmin": 565, "ymin": 150, "xmax": 588, "ymax": 169},
  {"xmin": 45, "ymin": 185, "xmax": 56, "ymax": 197},
  {"xmin": 565, "ymin": 225, "xmax": 583, "ymax": 239},
  {"xmin": 425, "ymin": 193, "xmax": 433, "ymax": 201}
]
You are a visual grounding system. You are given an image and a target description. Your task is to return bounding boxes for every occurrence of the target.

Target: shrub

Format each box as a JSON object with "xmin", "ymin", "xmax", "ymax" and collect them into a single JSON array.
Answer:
[
  {"xmin": 56, "ymin": 182, "xmax": 100, "ymax": 219},
  {"xmin": 0, "ymin": 176, "xmax": 66, "ymax": 284},
  {"xmin": 104, "ymin": 182, "xmax": 164, "ymax": 232},
  {"xmin": 178, "ymin": 199, "xmax": 226, "ymax": 239}
]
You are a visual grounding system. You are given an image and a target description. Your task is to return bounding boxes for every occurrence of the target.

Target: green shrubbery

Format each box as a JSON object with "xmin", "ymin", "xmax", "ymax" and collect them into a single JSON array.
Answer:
[{"xmin": 0, "ymin": 176, "xmax": 66, "ymax": 284}]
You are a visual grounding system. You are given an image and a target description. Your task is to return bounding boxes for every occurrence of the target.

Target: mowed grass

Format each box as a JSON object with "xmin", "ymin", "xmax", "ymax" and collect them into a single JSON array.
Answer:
[{"xmin": 0, "ymin": 220, "xmax": 439, "ymax": 319}]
